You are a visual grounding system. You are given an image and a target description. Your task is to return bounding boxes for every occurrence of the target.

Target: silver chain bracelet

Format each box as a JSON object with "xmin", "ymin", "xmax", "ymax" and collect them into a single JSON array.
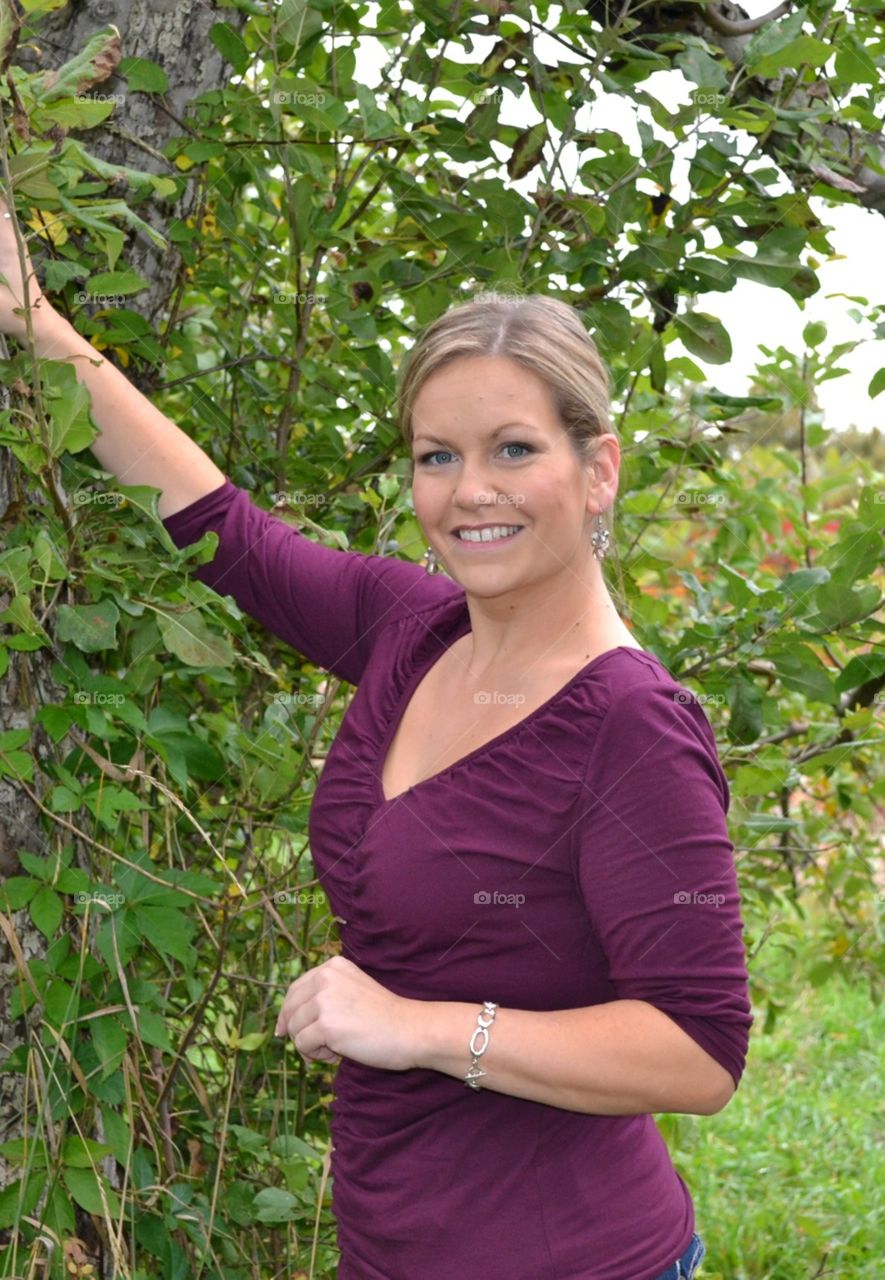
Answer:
[{"xmin": 464, "ymin": 1000, "xmax": 498, "ymax": 1090}]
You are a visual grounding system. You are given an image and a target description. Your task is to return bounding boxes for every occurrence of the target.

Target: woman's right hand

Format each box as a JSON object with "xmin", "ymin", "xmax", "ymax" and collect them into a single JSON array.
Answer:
[{"xmin": 0, "ymin": 195, "xmax": 47, "ymax": 341}]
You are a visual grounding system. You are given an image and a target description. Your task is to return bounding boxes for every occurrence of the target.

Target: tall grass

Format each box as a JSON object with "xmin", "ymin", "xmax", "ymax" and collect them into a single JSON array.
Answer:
[{"xmin": 659, "ymin": 903, "xmax": 884, "ymax": 1279}]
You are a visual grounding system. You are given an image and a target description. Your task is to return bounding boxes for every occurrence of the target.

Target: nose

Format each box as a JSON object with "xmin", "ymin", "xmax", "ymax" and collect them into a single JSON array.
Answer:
[{"xmin": 449, "ymin": 454, "xmax": 502, "ymax": 511}]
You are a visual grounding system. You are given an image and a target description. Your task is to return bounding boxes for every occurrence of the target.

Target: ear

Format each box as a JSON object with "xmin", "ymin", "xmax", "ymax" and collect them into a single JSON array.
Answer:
[{"xmin": 585, "ymin": 433, "xmax": 620, "ymax": 515}]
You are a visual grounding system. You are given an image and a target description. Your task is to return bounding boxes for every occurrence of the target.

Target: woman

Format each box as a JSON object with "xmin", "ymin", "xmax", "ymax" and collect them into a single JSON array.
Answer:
[{"xmin": 0, "ymin": 198, "xmax": 751, "ymax": 1280}]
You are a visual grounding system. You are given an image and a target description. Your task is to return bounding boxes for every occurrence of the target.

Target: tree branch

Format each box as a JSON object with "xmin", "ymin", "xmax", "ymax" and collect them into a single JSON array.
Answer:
[{"xmin": 702, "ymin": 1, "xmax": 792, "ymax": 37}]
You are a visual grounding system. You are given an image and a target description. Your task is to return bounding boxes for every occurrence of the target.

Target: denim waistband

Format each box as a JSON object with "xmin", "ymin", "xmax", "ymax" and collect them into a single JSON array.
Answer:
[{"xmin": 651, "ymin": 1231, "xmax": 706, "ymax": 1280}]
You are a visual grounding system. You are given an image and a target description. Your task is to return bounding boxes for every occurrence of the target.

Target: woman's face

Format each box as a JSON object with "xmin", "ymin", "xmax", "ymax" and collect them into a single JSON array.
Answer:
[{"xmin": 409, "ymin": 354, "xmax": 618, "ymax": 593}]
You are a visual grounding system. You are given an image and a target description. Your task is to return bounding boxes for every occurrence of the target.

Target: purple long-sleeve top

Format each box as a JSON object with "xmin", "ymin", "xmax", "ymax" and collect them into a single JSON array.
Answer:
[{"xmin": 161, "ymin": 479, "xmax": 753, "ymax": 1280}]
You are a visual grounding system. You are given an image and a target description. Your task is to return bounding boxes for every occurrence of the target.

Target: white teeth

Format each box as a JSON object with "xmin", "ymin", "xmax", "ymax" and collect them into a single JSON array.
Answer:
[{"xmin": 456, "ymin": 526, "xmax": 521, "ymax": 542}]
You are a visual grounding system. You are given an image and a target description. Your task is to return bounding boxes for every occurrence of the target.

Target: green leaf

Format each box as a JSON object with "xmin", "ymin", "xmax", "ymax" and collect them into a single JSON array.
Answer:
[
  {"xmin": 742, "ymin": 9, "xmax": 809, "ymax": 71},
  {"xmin": 210, "ymin": 22, "xmax": 250, "ymax": 74},
  {"xmin": 233, "ymin": 1030, "xmax": 269, "ymax": 1052},
  {"xmin": 803, "ymin": 320, "xmax": 827, "ymax": 348},
  {"xmin": 0, "ymin": 876, "xmax": 39, "ymax": 910},
  {"xmin": 253, "ymin": 1186, "xmax": 300, "ymax": 1222},
  {"xmin": 811, "ymin": 581, "xmax": 877, "ymax": 629},
  {"xmin": 834, "ymin": 34, "xmax": 879, "ymax": 86},
  {"xmin": 674, "ymin": 311, "xmax": 732, "ymax": 364},
  {"xmin": 90, "ymin": 1015, "xmax": 128, "ymax": 1079},
  {"xmin": 134, "ymin": 1008, "xmax": 173, "ymax": 1052},
  {"xmin": 0, "ymin": 594, "xmax": 50, "ymax": 646},
  {"xmin": 60, "ymin": 1136, "xmax": 114, "ymax": 1169},
  {"xmin": 56, "ymin": 601, "xmax": 120, "ymax": 653},
  {"xmin": 690, "ymin": 390, "xmax": 782, "ymax": 420},
  {"xmin": 769, "ymin": 645, "xmax": 837, "ymax": 705},
  {"xmin": 507, "ymin": 122, "xmax": 547, "ymax": 179},
  {"xmin": 31, "ymin": 98, "xmax": 117, "ymax": 132},
  {"xmin": 30, "ymin": 886, "xmax": 63, "ymax": 939},
  {"xmin": 719, "ymin": 563, "xmax": 760, "ymax": 608},
  {"xmin": 119, "ymin": 56, "xmax": 169, "ymax": 93},
  {"xmin": 134, "ymin": 904, "xmax": 196, "ymax": 966},
  {"xmin": 0, "ymin": 747, "xmax": 32, "ymax": 782},
  {"xmin": 35, "ymin": 23, "xmax": 121, "ymax": 100},
  {"xmin": 62, "ymin": 1166, "xmax": 120, "ymax": 1216},
  {"xmin": 355, "ymin": 82, "xmax": 392, "ymax": 140},
  {"xmin": 18, "ymin": 850, "xmax": 53, "ymax": 879},
  {"xmin": 727, "ymin": 676, "xmax": 764, "ymax": 744},
  {"xmin": 7, "ymin": 148, "xmax": 59, "ymax": 199},
  {"xmin": 278, "ymin": 0, "xmax": 324, "ymax": 51},
  {"xmin": 40, "ymin": 360, "xmax": 98, "ymax": 457},
  {"xmin": 834, "ymin": 651, "xmax": 885, "ymax": 696},
  {"xmin": 156, "ymin": 607, "xmax": 234, "ymax": 667},
  {"xmin": 0, "ymin": 0, "xmax": 21, "ymax": 75},
  {"xmin": 751, "ymin": 35, "xmax": 831, "ymax": 77},
  {"xmin": 270, "ymin": 1134, "xmax": 323, "ymax": 1162},
  {"xmin": 868, "ymin": 368, "xmax": 885, "ymax": 399},
  {"xmin": 85, "ymin": 269, "xmax": 151, "ymax": 297},
  {"xmin": 674, "ymin": 43, "xmax": 728, "ymax": 91},
  {"xmin": 0, "ymin": 1172, "xmax": 45, "ymax": 1230}
]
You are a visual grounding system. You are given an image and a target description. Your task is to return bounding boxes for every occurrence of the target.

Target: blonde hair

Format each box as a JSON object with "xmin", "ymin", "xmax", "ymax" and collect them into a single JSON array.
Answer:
[{"xmin": 395, "ymin": 289, "xmax": 619, "ymax": 548}]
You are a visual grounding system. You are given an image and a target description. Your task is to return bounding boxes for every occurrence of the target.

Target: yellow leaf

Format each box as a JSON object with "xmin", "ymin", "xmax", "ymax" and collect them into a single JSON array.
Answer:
[
  {"xmin": 174, "ymin": 154, "xmax": 195, "ymax": 171},
  {"xmin": 26, "ymin": 214, "xmax": 67, "ymax": 247}
]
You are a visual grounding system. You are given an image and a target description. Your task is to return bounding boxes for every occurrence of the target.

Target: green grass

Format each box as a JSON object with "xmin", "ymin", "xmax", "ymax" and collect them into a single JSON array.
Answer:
[{"xmin": 658, "ymin": 923, "xmax": 884, "ymax": 1279}]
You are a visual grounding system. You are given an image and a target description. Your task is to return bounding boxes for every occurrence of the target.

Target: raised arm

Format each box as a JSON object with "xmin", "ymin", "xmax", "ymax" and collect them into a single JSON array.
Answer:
[
  {"xmin": 0, "ymin": 196, "xmax": 225, "ymax": 518},
  {"xmin": 0, "ymin": 196, "xmax": 463, "ymax": 685}
]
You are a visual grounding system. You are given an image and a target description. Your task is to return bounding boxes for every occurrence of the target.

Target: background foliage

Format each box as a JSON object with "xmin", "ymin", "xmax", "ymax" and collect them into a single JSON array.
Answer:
[{"xmin": 0, "ymin": 0, "xmax": 882, "ymax": 1276}]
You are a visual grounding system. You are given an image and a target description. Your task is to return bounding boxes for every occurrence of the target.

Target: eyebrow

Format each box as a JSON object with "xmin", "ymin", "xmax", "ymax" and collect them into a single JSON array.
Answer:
[{"xmin": 411, "ymin": 422, "xmax": 538, "ymax": 447}]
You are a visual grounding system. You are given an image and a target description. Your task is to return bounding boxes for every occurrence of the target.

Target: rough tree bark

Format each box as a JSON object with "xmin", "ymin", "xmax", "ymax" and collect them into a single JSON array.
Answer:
[{"xmin": 0, "ymin": 1, "xmax": 244, "ymax": 1262}]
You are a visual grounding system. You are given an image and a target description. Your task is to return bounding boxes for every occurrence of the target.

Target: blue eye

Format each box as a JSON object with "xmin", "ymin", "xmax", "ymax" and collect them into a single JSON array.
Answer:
[
  {"xmin": 416, "ymin": 449, "xmax": 454, "ymax": 466},
  {"xmin": 415, "ymin": 443, "xmax": 534, "ymax": 466}
]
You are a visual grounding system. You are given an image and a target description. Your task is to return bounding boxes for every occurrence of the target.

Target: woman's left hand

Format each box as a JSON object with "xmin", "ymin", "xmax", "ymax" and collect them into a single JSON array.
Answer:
[{"xmin": 274, "ymin": 954, "xmax": 421, "ymax": 1071}]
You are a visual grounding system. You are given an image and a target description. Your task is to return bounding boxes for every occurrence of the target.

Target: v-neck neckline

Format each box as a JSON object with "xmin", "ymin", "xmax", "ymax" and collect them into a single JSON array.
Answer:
[{"xmin": 374, "ymin": 620, "xmax": 644, "ymax": 809}]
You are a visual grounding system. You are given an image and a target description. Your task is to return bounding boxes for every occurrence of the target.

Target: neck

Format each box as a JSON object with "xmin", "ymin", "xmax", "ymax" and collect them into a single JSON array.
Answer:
[{"xmin": 456, "ymin": 564, "xmax": 633, "ymax": 683}]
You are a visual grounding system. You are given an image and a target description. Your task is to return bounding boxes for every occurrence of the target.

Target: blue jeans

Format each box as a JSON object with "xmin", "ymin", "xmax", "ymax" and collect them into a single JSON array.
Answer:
[{"xmin": 651, "ymin": 1232, "xmax": 706, "ymax": 1280}]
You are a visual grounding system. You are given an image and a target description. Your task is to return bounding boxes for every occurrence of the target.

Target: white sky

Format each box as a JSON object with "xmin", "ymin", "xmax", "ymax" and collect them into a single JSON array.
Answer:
[{"xmin": 354, "ymin": 2, "xmax": 883, "ymax": 433}]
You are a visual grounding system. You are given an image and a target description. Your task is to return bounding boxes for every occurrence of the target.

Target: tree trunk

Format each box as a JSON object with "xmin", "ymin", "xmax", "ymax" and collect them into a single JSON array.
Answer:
[{"xmin": 16, "ymin": 0, "xmax": 245, "ymax": 340}]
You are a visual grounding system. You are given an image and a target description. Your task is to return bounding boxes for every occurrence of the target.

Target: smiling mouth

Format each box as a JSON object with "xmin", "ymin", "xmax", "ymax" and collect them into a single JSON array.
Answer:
[{"xmin": 452, "ymin": 526, "xmax": 524, "ymax": 546}]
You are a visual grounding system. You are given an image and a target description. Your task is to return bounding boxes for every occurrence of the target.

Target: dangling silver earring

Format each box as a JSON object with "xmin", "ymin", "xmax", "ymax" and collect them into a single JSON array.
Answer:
[
  {"xmin": 424, "ymin": 545, "xmax": 440, "ymax": 575},
  {"xmin": 591, "ymin": 510, "xmax": 611, "ymax": 561}
]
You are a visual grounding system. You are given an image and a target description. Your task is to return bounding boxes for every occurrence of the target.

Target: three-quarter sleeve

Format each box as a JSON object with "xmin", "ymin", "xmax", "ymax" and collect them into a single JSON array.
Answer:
[
  {"xmin": 161, "ymin": 478, "xmax": 459, "ymax": 685},
  {"xmin": 570, "ymin": 679, "xmax": 754, "ymax": 1090}
]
